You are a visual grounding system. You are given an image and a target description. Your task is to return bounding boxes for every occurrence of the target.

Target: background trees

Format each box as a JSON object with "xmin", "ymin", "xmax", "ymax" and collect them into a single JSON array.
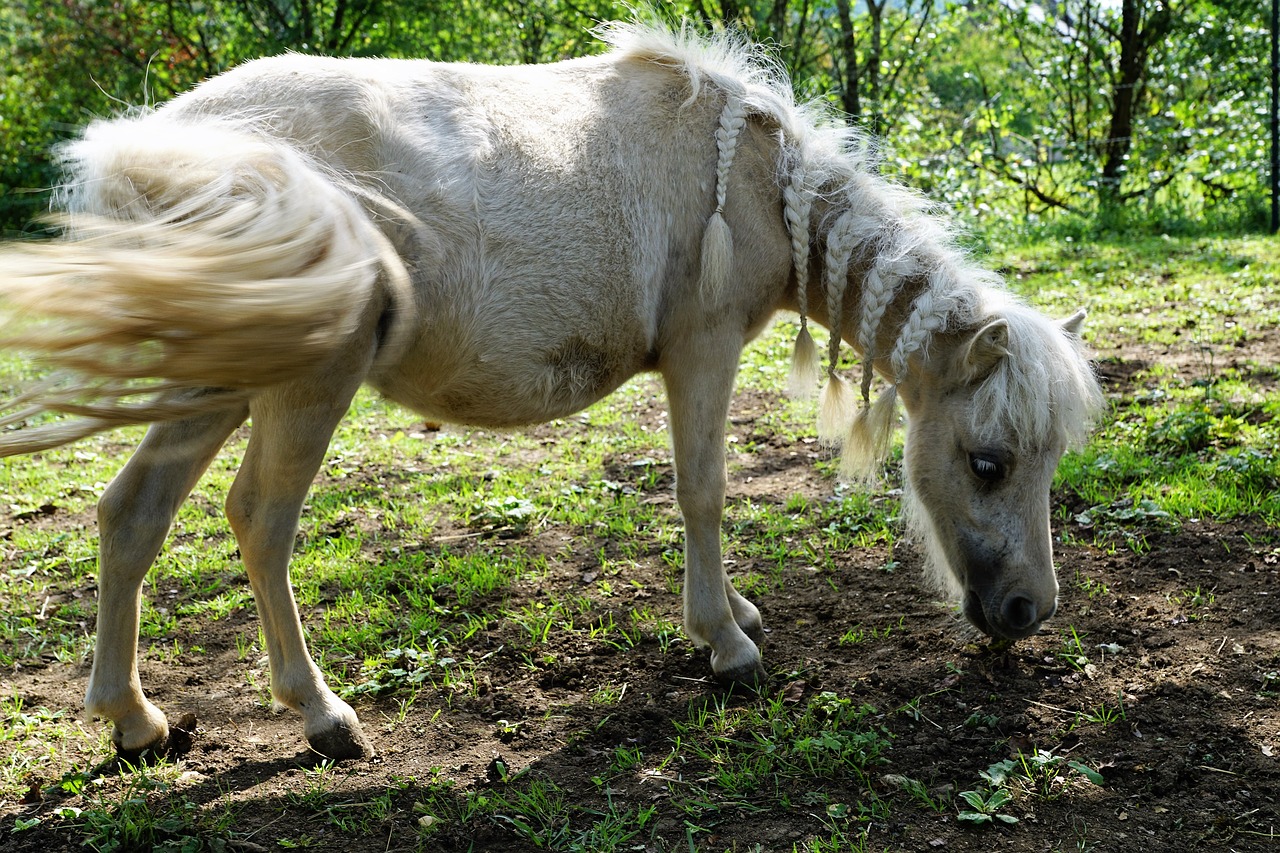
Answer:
[
  {"xmin": 959, "ymin": 0, "xmax": 1269, "ymax": 226},
  {"xmin": 0, "ymin": 0, "xmax": 1268, "ymax": 236}
]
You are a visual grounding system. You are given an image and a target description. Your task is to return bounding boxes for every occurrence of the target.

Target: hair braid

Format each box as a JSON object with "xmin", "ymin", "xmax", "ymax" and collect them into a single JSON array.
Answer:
[
  {"xmin": 855, "ymin": 255, "xmax": 914, "ymax": 404},
  {"xmin": 889, "ymin": 268, "xmax": 958, "ymax": 379},
  {"xmin": 698, "ymin": 92, "xmax": 747, "ymax": 302},
  {"xmin": 815, "ymin": 209, "xmax": 862, "ymax": 442},
  {"xmin": 783, "ymin": 169, "xmax": 820, "ymax": 397}
]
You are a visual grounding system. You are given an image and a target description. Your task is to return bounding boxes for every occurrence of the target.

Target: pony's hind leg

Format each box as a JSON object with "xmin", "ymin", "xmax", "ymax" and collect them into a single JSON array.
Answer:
[
  {"xmin": 663, "ymin": 337, "xmax": 766, "ymax": 685},
  {"xmin": 224, "ymin": 356, "xmax": 374, "ymax": 760},
  {"xmin": 87, "ymin": 401, "xmax": 250, "ymax": 760}
]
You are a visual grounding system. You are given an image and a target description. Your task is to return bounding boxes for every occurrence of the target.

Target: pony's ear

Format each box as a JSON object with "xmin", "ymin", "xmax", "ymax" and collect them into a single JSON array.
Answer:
[
  {"xmin": 1061, "ymin": 308, "xmax": 1087, "ymax": 337},
  {"xmin": 963, "ymin": 319, "xmax": 1009, "ymax": 383}
]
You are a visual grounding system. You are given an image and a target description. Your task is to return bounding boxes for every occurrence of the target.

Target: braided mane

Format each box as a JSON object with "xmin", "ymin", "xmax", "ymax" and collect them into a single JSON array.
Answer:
[{"xmin": 601, "ymin": 21, "xmax": 1098, "ymax": 478}]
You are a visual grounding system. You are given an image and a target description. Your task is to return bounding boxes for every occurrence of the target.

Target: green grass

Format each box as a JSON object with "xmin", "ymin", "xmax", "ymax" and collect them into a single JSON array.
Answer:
[
  {"xmin": 413, "ymin": 769, "xmax": 660, "ymax": 852},
  {"xmin": 997, "ymin": 235, "xmax": 1280, "ymax": 349},
  {"xmin": 1001, "ymin": 235, "xmax": 1280, "ymax": 527}
]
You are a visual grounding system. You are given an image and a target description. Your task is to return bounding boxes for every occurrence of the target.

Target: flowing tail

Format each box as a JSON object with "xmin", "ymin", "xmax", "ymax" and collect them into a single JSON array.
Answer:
[{"xmin": 0, "ymin": 113, "xmax": 412, "ymax": 456}]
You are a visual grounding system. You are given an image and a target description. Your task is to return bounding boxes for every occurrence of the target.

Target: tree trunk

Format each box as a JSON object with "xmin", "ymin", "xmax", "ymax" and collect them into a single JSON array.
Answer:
[
  {"xmin": 1099, "ymin": 0, "xmax": 1171, "ymax": 205},
  {"xmin": 835, "ymin": 0, "xmax": 860, "ymax": 119},
  {"xmin": 766, "ymin": 0, "xmax": 789, "ymax": 40},
  {"xmin": 866, "ymin": 0, "xmax": 886, "ymax": 131}
]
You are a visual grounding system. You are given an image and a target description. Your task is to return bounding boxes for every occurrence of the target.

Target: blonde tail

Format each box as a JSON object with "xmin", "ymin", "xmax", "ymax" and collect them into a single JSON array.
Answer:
[{"xmin": 0, "ymin": 114, "xmax": 411, "ymax": 455}]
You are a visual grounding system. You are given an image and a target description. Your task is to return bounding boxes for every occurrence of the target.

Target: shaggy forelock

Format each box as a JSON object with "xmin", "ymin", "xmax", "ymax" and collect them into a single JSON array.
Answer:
[{"xmin": 970, "ymin": 296, "xmax": 1103, "ymax": 452}]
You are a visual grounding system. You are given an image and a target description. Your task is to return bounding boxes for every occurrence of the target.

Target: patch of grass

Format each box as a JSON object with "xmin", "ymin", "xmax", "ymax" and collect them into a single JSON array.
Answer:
[
  {"xmin": 837, "ymin": 617, "xmax": 902, "ymax": 647},
  {"xmin": 1057, "ymin": 386, "xmax": 1280, "ymax": 526},
  {"xmin": 1073, "ymin": 569, "xmax": 1111, "ymax": 600},
  {"xmin": 1004, "ymin": 236, "xmax": 1280, "ymax": 526},
  {"xmin": 346, "ymin": 638, "xmax": 476, "ymax": 698},
  {"xmin": 1073, "ymin": 694, "xmax": 1128, "ymax": 730},
  {"xmin": 1167, "ymin": 585, "xmax": 1217, "ymax": 622},
  {"xmin": 0, "ymin": 696, "xmax": 114, "ymax": 807},
  {"xmin": 664, "ymin": 688, "xmax": 891, "ymax": 832},
  {"xmin": 414, "ymin": 771, "xmax": 657, "ymax": 852},
  {"xmin": 31, "ymin": 759, "xmax": 242, "ymax": 852},
  {"xmin": 1057, "ymin": 625, "xmax": 1092, "ymax": 673},
  {"xmin": 283, "ymin": 761, "xmax": 425, "ymax": 837},
  {"xmin": 998, "ymin": 236, "xmax": 1280, "ymax": 351}
]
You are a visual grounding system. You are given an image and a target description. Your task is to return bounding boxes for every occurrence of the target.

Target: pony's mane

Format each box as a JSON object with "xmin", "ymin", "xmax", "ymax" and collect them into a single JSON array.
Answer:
[
  {"xmin": 598, "ymin": 21, "xmax": 796, "ymax": 124},
  {"xmin": 600, "ymin": 19, "xmax": 1100, "ymax": 474}
]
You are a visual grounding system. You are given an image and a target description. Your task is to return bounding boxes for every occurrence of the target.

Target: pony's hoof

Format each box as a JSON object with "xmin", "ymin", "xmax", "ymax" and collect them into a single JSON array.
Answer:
[
  {"xmin": 115, "ymin": 736, "xmax": 169, "ymax": 766},
  {"xmin": 714, "ymin": 660, "xmax": 768, "ymax": 689},
  {"xmin": 306, "ymin": 720, "xmax": 374, "ymax": 761},
  {"xmin": 114, "ymin": 713, "xmax": 197, "ymax": 764},
  {"xmin": 709, "ymin": 635, "xmax": 766, "ymax": 688}
]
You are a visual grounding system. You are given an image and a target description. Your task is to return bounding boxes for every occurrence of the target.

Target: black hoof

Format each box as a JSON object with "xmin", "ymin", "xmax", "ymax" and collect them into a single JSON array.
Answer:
[
  {"xmin": 115, "ymin": 739, "xmax": 168, "ymax": 767},
  {"xmin": 115, "ymin": 713, "xmax": 198, "ymax": 765},
  {"xmin": 714, "ymin": 661, "xmax": 768, "ymax": 690},
  {"xmin": 307, "ymin": 721, "xmax": 374, "ymax": 761},
  {"xmin": 741, "ymin": 621, "xmax": 766, "ymax": 647}
]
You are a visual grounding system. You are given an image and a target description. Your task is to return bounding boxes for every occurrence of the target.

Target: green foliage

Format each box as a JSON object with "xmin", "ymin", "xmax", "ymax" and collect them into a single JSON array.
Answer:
[
  {"xmin": 70, "ymin": 761, "xmax": 237, "ymax": 852},
  {"xmin": 674, "ymin": 690, "xmax": 892, "ymax": 793},
  {"xmin": 0, "ymin": 0, "xmax": 617, "ymax": 233},
  {"xmin": 347, "ymin": 639, "xmax": 467, "ymax": 697},
  {"xmin": 1003, "ymin": 235, "xmax": 1280, "ymax": 525},
  {"xmin": 958, "ymin": 751, "xmax": 1103, "ymax": 826},
  {"xmin": 415, "ymin": 771, "xmax": 657, "ymax": 851},
  {"xmin": 0, "ymin": 1, "xmax": 1267, "ymax": 235},
  {"xmin": 956, "ymin": 785, "xmax": 1017, "ymax": 825}
]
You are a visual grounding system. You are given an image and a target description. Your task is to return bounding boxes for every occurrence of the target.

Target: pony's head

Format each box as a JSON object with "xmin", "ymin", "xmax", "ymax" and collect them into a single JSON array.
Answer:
[{"xmin": 897, "ymin": 301, "xmax": 1101, "ymax": 640}]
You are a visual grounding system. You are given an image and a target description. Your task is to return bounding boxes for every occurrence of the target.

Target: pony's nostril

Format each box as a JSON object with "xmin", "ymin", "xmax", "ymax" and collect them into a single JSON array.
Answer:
[{"xmin": 1002, "ymin": 593, "xmax": 1039, "ymax": 633}]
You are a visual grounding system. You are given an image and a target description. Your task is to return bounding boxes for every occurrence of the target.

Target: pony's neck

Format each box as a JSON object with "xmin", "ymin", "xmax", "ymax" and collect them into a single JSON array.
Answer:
[
  {"xmin": 793, "ymin": 244, "xmax": 973, "ymax": 398},
  {"xmin": 778, "ymin": 136, "xmax": 989, "ymax": 410}
]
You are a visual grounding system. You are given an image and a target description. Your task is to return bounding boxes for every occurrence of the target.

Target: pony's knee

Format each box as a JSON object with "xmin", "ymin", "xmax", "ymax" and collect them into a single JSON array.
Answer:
[
  {"xmin": 95, "ymin": 477, "xmax": 133, "ymax": 530},
  {"xmin": 223, "ymin": 479, "xmax": 261, "ymax": 541},
  {"xmin": 97, "ymin": 475, "xmax": 172, "ymax": 556},
  {"xmin": 675, "ymin": 479, "xmax": 727, "ymax": 523}
]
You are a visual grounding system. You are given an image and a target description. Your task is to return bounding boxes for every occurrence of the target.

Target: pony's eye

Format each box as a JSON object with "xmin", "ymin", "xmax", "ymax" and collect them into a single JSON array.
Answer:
[{"xmin": 969, "ymin": 453, "xmax": 1005, "ymax": 482}]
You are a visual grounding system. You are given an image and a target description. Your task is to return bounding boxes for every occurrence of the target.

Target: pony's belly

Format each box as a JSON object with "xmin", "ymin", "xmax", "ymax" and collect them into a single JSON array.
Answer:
[
  {"xmin": 375, "ymin": 375, "xmax": 629, "ymax": 428},
  {"xmin": 371, "ymin": 340, "xmax": 647, "ymax": 429}
]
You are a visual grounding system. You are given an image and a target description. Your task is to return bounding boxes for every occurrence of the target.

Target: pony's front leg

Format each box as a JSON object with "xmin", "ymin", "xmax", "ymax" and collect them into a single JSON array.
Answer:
[
  {"xmin": 87, "ymin": 404, "xmax": 249, "ymax": 759},
  {"xmin": 663, "ymin": 341, "xmax": 766, "ymax": 685},
  {"xmin": 225, "ymin": 370, "xmax": 373, "ymax": 760}
]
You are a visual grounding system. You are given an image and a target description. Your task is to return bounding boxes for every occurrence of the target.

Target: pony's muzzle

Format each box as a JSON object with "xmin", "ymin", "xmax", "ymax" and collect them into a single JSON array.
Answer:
[
  {"xmin": 963, "ymin": 588, "xmax": 1056, "ymax": 641},
  {"xmin": 1002, "ymin": 592, "xmax": 1041, "ymax": 633}
]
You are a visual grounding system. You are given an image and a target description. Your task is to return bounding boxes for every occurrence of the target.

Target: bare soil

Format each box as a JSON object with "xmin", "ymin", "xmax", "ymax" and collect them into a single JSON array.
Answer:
[{"xmin": 2, "ymin": 338, "xmax": 1278, "ymax": 853}]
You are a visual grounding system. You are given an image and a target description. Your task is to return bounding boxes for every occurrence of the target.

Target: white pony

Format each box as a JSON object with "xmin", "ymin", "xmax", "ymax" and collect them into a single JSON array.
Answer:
[{"xmin": 0, "ymin": 21, "xmax": 1101, "ymax": 760}]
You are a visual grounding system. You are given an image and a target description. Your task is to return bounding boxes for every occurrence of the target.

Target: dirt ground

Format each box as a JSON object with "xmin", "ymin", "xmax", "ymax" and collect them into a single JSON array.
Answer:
[{"xmin": 1, "ymin": 336, "xmax": 1278, "ymax": 853}]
